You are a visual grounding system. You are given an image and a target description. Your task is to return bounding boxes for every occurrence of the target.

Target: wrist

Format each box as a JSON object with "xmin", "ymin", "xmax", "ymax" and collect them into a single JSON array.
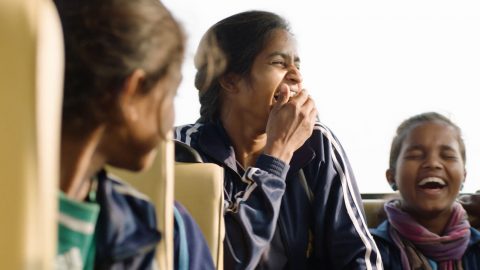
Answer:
[
  {"xmin": 264, "ymin": 143, "xmax": 293, "ymax": 164},
  {"xmin": 256, "ymin": 154, "xmax": 290, "ymax": 179}
]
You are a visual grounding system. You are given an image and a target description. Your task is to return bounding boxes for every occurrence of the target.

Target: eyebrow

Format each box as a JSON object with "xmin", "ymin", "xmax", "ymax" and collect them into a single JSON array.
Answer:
[
  {"xmin": 405, "ymin": 144, "xmax": 458, "ymax": 152},
  {"xmin": 440, "ymin": 145, "xmax": 458, "ymax": 152},
  {"xmin": 405, "ymin": 145, "xmax": 423, "ymax": 151},
  {"xmin": 267, "ymin": 51, "xmax": 301, "ymax": 63}
]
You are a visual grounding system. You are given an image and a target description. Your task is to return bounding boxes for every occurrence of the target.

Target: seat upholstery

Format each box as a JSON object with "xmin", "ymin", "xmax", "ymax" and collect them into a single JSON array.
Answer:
[
  {"xmin": 175, "ymin": 162, "xmax": 225, "ymax": 270},
  {"xmin": 110, "ymin": 139, "xmax": 225, "ymax": 269},
  {"xmin": 107, "ymin": 139, "xmax": 175, "ymax": 270},
  {"xmin": 362, "ymin": 194, "xmax": 478, "ymax": 229},
  {"xmin": 363, "ymin": 199, "xmax": 388, "ymax": 228},
  {"xmin": 0, "ymin": 0, "xmax": 63, "ymax": 268}
]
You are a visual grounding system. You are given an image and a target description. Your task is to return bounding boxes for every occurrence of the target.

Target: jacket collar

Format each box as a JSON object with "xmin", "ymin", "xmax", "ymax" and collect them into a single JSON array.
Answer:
[
  {"xmin": 198, "ymin": 120, "xmax": 238, "ymax": 173},
  {"xmin": 197, "ymin": 120, "xmax": 315, "ymax": 173}
]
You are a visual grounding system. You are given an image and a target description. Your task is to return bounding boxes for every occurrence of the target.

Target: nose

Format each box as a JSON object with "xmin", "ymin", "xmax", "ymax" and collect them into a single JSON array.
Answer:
[
  {"xmin": 285, "ymin": 65, "xmax": 302, "ymax": 84},
  {"xmin": 422, "ymin": 154, "xmax": 442, "ymax": 170}
]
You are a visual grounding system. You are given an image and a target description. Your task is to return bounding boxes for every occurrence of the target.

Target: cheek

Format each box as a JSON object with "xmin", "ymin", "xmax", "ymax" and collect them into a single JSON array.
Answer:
[
  {"xmin": 451, "ymin": 165, "xmax": 466, "ymax": 184},
  {"xmin": 395, "ymin": 163, "xmax": 416, "ymax": 187}
]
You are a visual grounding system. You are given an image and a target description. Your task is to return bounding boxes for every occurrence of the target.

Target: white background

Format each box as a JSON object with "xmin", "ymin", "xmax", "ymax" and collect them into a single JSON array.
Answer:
[{"xmin": 163, "ymin": 0, "xmax": 480, "ymax": 193}]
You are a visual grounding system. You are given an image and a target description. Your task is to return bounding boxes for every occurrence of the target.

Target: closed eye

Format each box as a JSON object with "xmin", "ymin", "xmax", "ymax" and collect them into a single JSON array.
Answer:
[
  {"xmin": 441, "ymin": 152, "xmax": 459, "ymax": 160},
  {"xmin": 405, "ymin": 154, "xmax": 423, "ymax": 160},
  {"xmin": 404, "ymin": 149, "xmax": 424, "ymax": 160},
  {"xmin": 271, "ymin": 60, "xmax": 286, "ymax": 67}
]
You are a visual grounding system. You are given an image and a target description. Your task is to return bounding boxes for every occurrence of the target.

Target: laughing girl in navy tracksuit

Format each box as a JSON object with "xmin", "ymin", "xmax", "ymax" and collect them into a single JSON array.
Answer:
[{"xmin": 175, "ymin": 10, "xmax": 382, "ymax": 270}]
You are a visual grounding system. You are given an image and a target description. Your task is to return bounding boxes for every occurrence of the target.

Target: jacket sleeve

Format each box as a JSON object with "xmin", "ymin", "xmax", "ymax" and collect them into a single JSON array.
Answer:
[
  {"xmin": 311, "ymin": 124, "xmax": 383, "ymax": 269},
  {"xmin": 173, "ymin": 201, "xmax": 215, "ymax": 270},
  {"xmin": 224, "ymin": 154, "xmax": 288, "ymax": 270}
]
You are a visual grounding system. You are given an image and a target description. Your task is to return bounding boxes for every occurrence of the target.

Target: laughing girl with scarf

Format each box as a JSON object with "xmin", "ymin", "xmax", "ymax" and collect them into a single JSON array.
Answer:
[{"xmin": 370, "ymin": 112, "xmax": 480, "ymax": 270}]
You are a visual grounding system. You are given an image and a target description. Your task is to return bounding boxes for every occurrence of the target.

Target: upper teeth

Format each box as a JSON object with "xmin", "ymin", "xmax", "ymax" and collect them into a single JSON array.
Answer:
[
  {"xmin": 418, "ymin": 177, "xmax": 446, "ymax": 186},
  {"xmin": 274, "ymin": 90, "xmax": 298, "ymax": 99}
]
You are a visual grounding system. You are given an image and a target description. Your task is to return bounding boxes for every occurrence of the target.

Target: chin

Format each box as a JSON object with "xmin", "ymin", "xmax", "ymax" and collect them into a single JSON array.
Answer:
[
  {"xmin": 136, "ymin": 149, "xmax": 158, "ymax": 171},
  {"xmin": 116, "ymin": 147, "xmax": 158, "ymax": 172}
]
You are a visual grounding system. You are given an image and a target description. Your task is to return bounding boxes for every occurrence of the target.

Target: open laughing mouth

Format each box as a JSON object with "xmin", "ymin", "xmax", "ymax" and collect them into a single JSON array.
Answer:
[
  {"xmin": 417, "ymin": 177, "xmax": 447, "ymax": 192},
  {"xmin": 273, "ymin": 89, "xmax": 299, "ymax": 101}
]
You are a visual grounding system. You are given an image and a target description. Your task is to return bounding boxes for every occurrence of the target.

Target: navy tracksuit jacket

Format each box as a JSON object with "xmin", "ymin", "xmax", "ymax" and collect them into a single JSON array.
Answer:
[{"xmin": 175, "ymin": 120, "xmax": 382, "ymax": 270}]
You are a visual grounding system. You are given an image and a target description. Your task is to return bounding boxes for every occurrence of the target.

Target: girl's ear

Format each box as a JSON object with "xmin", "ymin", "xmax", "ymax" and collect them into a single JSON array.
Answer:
[
  {"xmin": 386, "ymin": 169, "xmax": 397, "ymax": 191},
  {"xmin": 219, "ymin": 73, "xmax": 240, "ymax": 94},
  {"xmin": 119, "ymin": 69, "xmax": 146, "ymax": 121},
  {"xmin": 121, "ymin": 69, "xmax": 146, "ymax": 100}
]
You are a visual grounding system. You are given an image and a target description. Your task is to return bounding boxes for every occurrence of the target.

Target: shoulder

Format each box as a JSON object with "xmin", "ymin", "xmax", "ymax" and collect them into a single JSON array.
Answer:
[
  {"xmin": 464, "ymin": 228, "xmax": 480, "ymax": 268},
  {"xmin": 469, "ymin": 227, "xmax": 480, "ymax": 247},
  {"xmin": 369, "ymin": 221, "xmax": 401, "ymax": 268},
  {"xmin": 370, "ymin": 221, "xmax": 399, "ymax": 255},
  {"xmin": 310, "ymin": 121, "xmax": 341, "ymax": 147},
  {"xmin": 97, "ymin": 171, "xmax": 157, "ymax": 224},
  {"xmin": 103, "ymin": 172, "xmax": 152, "ymax": 203},
  {"xmin": 173, "ymin": 201, "xmax": 215, "ymax": 269},
  {"xmin": 174, "ymin": 122, "xmax": 205, "ymax": 145},
  {"xmin": 370, "ymin": 221, "xmax": 391, "ymax": 243},
  {"xmin": 307, "ymin": 121, "xmax": 349, "ymax": 162}
]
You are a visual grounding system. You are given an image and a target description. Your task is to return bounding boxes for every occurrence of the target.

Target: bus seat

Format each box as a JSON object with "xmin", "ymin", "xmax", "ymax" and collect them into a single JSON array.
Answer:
[
  {"xmin": 174, "ymin": 140, "xmax": 225, "ymax": 269},
  {"xmin": 175, "ymin": 162, "xmax": 225, "ymax": 270},
  {"xmin": 362, "ymin": 199, "xmax": 388, "ymax": 228},
  {"xmin": 0, "ymin": 0, "xmax": 64, "ymax": 268},
  {"xmin": 362, "ymin": 193, "xmax": 479, "ymax": 229},
  {"xmin": 107, "ymin": 138, "xmax": 175, "ymax": 270}
]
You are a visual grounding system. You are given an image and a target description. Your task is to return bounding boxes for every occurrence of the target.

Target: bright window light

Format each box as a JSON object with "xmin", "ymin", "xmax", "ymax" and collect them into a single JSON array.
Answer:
[{"xmin": 164, "ymin": 0, "xmax": 480, "ymax": 193}]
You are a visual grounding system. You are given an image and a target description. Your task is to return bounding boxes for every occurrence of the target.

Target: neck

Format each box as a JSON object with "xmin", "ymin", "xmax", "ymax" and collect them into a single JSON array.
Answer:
[
  {"xmin": 407, "ymin": 206, "xmax": 453, "ymax": 235},
  {"xmin": 60, "ymin": 126, "xmax": 106, "ymax": 201},
  {"xmin": 221, "ymin": 108, "xmax": 267, "ymax": 169}
]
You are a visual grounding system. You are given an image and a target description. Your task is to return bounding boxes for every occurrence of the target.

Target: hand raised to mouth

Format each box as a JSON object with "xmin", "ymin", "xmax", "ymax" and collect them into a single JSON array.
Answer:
[
  {"xmin": 273, "ymin": 84, "xmax": 301, "ymax": 101},
  {"xmin": 264, "ymin": 84, "xmax": 317, "ymax": 164}
]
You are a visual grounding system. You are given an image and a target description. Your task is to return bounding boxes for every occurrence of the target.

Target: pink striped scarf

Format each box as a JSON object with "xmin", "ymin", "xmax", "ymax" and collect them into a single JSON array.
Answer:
[{"xmin": 384, "ymin": 200, "xmax": 470, "ymax": 270}]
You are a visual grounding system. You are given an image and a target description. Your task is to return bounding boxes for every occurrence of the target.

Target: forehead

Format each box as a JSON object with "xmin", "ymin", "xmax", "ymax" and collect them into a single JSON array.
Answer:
[
  {"xmin": 402, "ymin": 122, "xmax": 460, "ymax": 149},
  {"xmin": 258, "ymin": 29, "xmax": 298, "ymax": 57}
]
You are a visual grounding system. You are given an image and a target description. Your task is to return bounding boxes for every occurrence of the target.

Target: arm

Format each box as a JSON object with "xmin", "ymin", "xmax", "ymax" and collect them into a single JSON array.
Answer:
[
  {"xmin": 173, "ymin": 201, "xmax": 215, "ymax": 270},
  {"xmin": 223, "ymin": 154, "xmax": 288, "ymax": 270},
  {"xmin": 312, "ymin": 124, "xmax": 383, "ymax": 269},
  {"xmin": 224, "ymin": 88, "xmax": 315, "ymax": 269}
]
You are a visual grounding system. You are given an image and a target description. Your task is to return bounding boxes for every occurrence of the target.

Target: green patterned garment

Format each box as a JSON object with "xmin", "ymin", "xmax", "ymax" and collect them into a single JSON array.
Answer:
[{"xmin": 56, "ymin": 191, "xmax": 100, "ymax": 270}]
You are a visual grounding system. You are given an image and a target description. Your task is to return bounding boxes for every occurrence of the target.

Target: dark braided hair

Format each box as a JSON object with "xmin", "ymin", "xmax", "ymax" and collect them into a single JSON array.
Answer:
[{"xmin": 194, "ymin": 10, "xmax": 290, "ymax": 123}]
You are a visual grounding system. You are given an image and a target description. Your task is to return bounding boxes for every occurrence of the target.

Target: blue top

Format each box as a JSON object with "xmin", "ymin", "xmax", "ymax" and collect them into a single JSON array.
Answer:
[
  {"xmin": 174, "ymin": 201, "xmax": 215, "ymax": 270},
  {"xmin": 60, "ymin": 169, "xmax": 214, "ymax": 269}
]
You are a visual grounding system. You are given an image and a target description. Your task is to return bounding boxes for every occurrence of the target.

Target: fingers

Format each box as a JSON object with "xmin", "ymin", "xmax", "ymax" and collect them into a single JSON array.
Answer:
[
  {"xmin": 290, "ymin": 88, "xmax": 309, "ymax": 105},
  {"xmin": 274, "ymin": 83, "xmax": 316, "ymax": 120},
  {"xmin": 291, "ymin": 89, "xmax": 316, "ymax": 119},
  {"xmin": 308, "ymin": 106, "xmax": 318, "ymax": 124},
  {"xmin": 273, "ymin": 84, "xmax": 290, "ymax": 109}
]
